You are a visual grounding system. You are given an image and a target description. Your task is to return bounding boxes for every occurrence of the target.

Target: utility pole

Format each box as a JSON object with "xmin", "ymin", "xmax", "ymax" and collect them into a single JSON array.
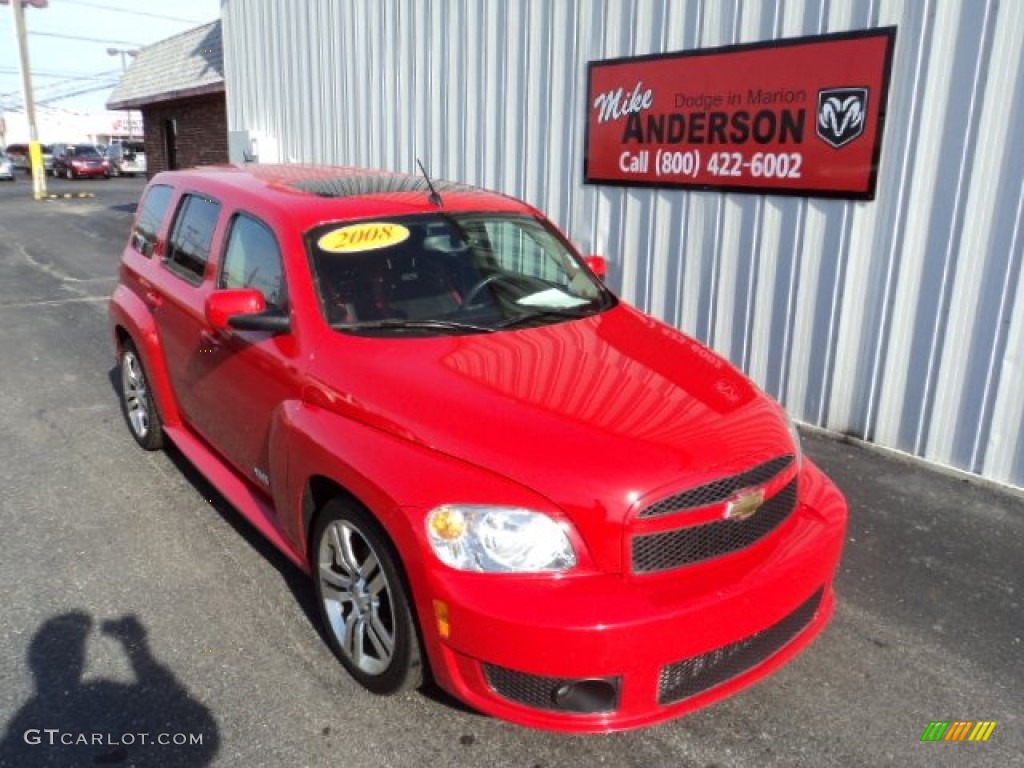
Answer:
[
  {"xmin": 5, "ymin": 0, "xmax": 48, "ymax": 199},
  {"xmin": 107, "ymin": 47, "xmax": 138, "ymax": 140}
]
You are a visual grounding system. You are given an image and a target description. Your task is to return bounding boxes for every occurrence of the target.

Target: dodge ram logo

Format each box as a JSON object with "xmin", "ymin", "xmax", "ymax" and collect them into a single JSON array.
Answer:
[{"xmin": 816, "ymin": 87, "xmax": 869, "ymax": 148}]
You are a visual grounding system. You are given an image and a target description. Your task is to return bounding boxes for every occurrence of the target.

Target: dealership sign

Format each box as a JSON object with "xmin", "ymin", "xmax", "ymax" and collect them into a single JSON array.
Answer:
[{"xmin": 584, "ymin": 28, "xmax": 896, "ymax": 199}]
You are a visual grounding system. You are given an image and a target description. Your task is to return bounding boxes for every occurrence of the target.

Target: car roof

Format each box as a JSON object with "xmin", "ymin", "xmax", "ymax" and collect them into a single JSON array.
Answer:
[{"xmin": 150, "ymin": 164, "xmax": 537, "ymax": 231}]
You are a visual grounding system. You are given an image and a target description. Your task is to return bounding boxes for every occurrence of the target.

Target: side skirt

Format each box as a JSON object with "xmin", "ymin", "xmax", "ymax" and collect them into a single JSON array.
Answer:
[{"xmin": 163, "ymin": 424, "xmax": 308, "ymax": 572}]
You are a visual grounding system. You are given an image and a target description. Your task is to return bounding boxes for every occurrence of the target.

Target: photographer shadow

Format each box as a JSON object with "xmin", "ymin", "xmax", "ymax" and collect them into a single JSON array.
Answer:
[{"xmin": 0, "ymin": 612, "xmax": 219, "ymax": 767}]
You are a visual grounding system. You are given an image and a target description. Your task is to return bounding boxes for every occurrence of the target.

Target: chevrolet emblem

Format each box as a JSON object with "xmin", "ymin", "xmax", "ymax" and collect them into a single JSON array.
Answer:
[{"xmin": 724, "ymin": 488, "xmax": 765, "ymax": 521}]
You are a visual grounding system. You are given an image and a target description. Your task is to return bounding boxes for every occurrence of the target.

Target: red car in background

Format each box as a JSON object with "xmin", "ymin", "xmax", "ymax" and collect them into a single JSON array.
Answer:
[
  {"xmin": 108, "ymin": 164, "xmax": 847, "ymax": 732},
  {"xmin": 52, "ymin": 143, "xmax": 110, "ymax": 179}
]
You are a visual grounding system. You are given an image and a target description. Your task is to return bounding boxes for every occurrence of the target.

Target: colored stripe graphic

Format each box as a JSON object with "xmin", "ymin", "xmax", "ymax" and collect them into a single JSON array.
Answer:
[
  {"xmin": 921, "ymin": 720, "xmax": 997, "ymax": 742},
  {"xmin": 944, "ymin": 721, "xmax": 972, "ymax": 741},
  {"xmin": 969, "ymin": 722, "xmax": 997, "ymax": 742}
]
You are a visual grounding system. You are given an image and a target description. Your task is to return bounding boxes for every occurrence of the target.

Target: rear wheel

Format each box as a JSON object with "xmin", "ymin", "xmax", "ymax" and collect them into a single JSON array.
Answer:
[
  {"xmin": 312, "ymin": 499, "xmax": 422, "ymax": 694},
  {"xmin": 118, "ymin": 340, "xmax": 163, "ymax": 450}
]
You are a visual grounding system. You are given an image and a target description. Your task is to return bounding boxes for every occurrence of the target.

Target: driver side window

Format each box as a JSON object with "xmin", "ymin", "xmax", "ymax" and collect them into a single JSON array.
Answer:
[{"xmin": 218, "ymin": 214, "xmax": 286, "ymax": 310}]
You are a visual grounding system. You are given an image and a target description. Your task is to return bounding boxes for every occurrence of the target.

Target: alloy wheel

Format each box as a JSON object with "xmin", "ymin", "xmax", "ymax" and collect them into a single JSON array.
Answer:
[
  {"xmin": 318, "ymin": 519, "xmax": 396, "ymax": 676},
  {"xmin": 120, "ymin": 348, "xmax": 151, "ymax": 439}
]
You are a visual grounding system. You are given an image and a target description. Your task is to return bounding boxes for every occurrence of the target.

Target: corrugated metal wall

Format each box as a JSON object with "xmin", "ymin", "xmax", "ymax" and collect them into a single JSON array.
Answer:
[{"xmin": 222, "ymin": 0, "xmax": 1024, "ymax": 490}]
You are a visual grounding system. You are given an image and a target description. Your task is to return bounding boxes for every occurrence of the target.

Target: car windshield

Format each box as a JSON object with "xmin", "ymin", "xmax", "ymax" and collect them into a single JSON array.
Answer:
[
  {"xmin": 308, "ymin": 213, "xmax": 615, "ymax": 335},
  {"xmin": 72, "ymin": 145, "xmax": 101, "ymax": 157}
]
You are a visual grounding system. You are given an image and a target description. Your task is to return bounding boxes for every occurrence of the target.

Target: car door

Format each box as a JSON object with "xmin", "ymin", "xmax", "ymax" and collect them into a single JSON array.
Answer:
[
  {"xmin": 152, "ymin": 191, "xmax": 225, "ymax": 430},
  {"xmin": 184, "ymin": 211, "xmax": 301, "ymax": 491}
]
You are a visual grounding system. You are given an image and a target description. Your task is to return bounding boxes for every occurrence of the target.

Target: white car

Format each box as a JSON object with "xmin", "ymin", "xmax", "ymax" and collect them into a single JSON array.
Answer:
[
  {"xmin": 0, "ymin": 153, "xmax": 16, "ymax": 181},
  {"xmin": 106, "ymin": 142, "xmax": 147, "ymax": 177}
]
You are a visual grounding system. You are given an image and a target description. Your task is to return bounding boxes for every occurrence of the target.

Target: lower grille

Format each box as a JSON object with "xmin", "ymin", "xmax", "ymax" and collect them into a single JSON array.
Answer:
[
  {"xmin": 632, "ymin": 478, "xmax": 798, "ymax": 573},
  {"xmin": 483, "ymin": 664, "xmax": 619, "ymax": 714},
  {"xmin": 658, "ymin": 588, "xmax": 824, "ymax": 705}
]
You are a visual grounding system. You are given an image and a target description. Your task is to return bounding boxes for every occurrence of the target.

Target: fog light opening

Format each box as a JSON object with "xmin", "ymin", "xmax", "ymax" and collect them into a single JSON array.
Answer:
[{"xmin": 551, "ymin": 678, "xmax": 618, "ymax": 714}]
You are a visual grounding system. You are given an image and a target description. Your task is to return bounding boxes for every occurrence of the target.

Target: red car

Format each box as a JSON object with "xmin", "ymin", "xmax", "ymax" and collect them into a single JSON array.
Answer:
[
  {"xmin": 52, "ymin": 143, "xmax": 110, "ymax": 179},
  {"xmin": 108, "ymin": 165, "xmax": 847, "ymax": 732}
]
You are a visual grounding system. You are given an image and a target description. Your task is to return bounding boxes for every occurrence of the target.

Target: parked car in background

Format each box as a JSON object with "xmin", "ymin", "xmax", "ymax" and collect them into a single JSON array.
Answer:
[
  {"xmin": 0, "ymin": 153, "xmax": 15, "ymax": 180},
  {"xmin": 3, "ymin": 143, "xmax": 53, "ymax": 174},
  {"xmin": 4, "ymin": 143, "xmax": 29, "ymax": 171},
  {"xmin": 105, "ymin": 141, "xmax": 147, "ymax": 177},
  {"xmin": 38, "ymin": 144, "xmax": 54, "ymax": 175},
  {"xmin": 52, "ymin": 143, "xmax": 110, "ymax": 179},
  {"xmin": 108, "ymin": 164, "xmax": 848, "ymax": 732}
]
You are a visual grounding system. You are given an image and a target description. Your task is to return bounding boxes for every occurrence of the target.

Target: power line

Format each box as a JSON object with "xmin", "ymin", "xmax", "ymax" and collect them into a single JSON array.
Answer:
[
  {"xmin": 0, "ymin": 69, "xmax": 120, "ymax": 98},
  {"xmin": 0, "ymin": 67, "xmax": 120, "ymax": 81},
  {"xmin": 57, "ymin": 0, "xmax": 206, "ymax": 25},
  {"xmin": 28, "ymin": 30, "xmax": 144, "ymax": 46},
  {"xmin": 37, "ymin": 79, "xmax": 120, "ymax": 106}
]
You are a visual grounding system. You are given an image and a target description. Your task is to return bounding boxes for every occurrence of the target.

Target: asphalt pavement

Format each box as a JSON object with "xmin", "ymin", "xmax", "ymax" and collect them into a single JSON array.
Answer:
[{"xmin": 0, "ymin": 173, "xmax": 1020, "ymax": 767}]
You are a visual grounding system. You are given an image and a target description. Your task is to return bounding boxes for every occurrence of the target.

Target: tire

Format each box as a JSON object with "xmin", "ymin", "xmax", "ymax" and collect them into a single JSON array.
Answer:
[
  {"xmin": 118, "ymin": 340, "xmax": 164, "ymax": 450},
  {"xmin": 312, "ymin": 499, "xmax": 422, "ymax": 694}
]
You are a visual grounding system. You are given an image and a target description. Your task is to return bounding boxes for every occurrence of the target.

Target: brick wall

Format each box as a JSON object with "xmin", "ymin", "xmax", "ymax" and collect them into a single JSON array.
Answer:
[{"xmin": 142, "ymin": 93, "xmax": 228, "ymax": 177}]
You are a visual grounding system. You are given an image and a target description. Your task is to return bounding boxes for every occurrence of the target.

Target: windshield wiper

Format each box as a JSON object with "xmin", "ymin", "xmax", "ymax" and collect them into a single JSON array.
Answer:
[
  {"xmin": 497, "ymin": 307, "xmax": 593, "ymax": 329},
  {"xmin": 332, "ymin": 318, "xmax": 495, "ymax": 334}
]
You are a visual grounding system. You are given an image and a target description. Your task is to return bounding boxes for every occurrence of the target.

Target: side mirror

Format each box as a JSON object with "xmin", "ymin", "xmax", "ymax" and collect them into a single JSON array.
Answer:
[
  {"xmin": 584, "ymin": 255, "xmax": 608, "ymax": 281},
  {"xmin": 205, "ymin": 289, "xmax": 290, "ymax": 333}
]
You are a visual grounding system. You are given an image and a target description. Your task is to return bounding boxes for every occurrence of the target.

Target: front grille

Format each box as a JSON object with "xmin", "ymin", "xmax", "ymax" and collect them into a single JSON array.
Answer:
[
  {"xmin": 632, "ymin": 479, "xmax": 798, "ymax": 573},
  {"xmin": 658, "ymin": 587, "xmax": 823, "ymax": 705},
  {"xmin": 482, "ymin": 664, "xmax": 619, "ymax": 714},
  {"xmin": 638, "ymin": 455, "xmax": 794, "ymax": 518}
]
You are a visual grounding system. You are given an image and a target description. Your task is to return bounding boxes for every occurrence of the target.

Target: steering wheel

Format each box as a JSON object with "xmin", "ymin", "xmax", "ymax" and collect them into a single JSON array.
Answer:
[{"xmin": 460, "ymin": 272, "xmax": 531, "ymax": 309}]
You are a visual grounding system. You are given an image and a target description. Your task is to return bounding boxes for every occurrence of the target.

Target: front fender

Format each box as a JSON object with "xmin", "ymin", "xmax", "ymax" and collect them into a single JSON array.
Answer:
[
  {"xmin": 108, "ymin": 286, "xmax": 182, "ymax": 428},
  {"xmin": 277, "ymin": 399, "xmax": 574, "ymax": 690},
  {"xmin": 277, "ymin": 400, "xmax": 564, "ymax": 559}
]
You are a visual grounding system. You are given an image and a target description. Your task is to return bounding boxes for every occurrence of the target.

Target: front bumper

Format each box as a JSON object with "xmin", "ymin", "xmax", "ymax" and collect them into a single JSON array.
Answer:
[
  {"xmin": 416, "ymin": 459, "xmax": 847, "ymax": 732},
  {"xmin": 71, "ymin": 165, "xmax": 107, "ymax": 177}
]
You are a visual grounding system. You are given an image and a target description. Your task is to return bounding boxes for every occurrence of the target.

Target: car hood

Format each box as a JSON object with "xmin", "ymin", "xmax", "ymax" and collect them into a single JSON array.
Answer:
[{"xmin": 309, "ymin": 305, "xmax": 793, "ymax": 519}]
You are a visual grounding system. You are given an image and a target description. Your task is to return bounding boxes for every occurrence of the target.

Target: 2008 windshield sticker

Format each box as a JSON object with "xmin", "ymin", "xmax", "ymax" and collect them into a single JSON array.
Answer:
[
  {"xmin": 584, "ymin": 28, "xmax": 895, "ymax": 199},
  {"xmin": 317, "ymin": 222, "xmax": 410, "ymax": 253}
]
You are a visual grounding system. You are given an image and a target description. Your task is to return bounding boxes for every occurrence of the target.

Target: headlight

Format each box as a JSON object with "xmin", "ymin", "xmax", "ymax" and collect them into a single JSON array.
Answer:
[
  {"xmin": 425, "ymin": 504, "xmax": 576, "ymax": 573},
  {"xmin": 785, "ymin": 411, "xmax": 804, "ymax": 468}
]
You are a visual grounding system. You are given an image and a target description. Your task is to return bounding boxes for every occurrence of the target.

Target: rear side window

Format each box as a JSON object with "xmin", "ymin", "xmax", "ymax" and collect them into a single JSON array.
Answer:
[
  {"xmin": 130, "ymin": 184, "xmax": 173, "ymax": 257},
  {"xmin": 218, "ymin": 214, "xmax": 286, "ymax": 310},
  {"xmin": 164, "ymin": 194, "xmax": 222, "ymax": 283}
]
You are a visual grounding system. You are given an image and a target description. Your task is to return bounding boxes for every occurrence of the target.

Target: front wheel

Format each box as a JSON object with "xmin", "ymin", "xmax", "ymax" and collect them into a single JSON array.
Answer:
[
  {"xmin": 118, "ymin": 340, "xmax": 163, "ymax": 450},
  {"xmin": 312, "ymin": 500, "xmax": 422, "ymax": 694}
]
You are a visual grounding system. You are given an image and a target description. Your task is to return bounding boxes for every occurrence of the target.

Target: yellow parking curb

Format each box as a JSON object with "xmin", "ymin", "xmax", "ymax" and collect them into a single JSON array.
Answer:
[{"xmin": 41, "ymin": 192, "xmax": 96, "ymax": 200}]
